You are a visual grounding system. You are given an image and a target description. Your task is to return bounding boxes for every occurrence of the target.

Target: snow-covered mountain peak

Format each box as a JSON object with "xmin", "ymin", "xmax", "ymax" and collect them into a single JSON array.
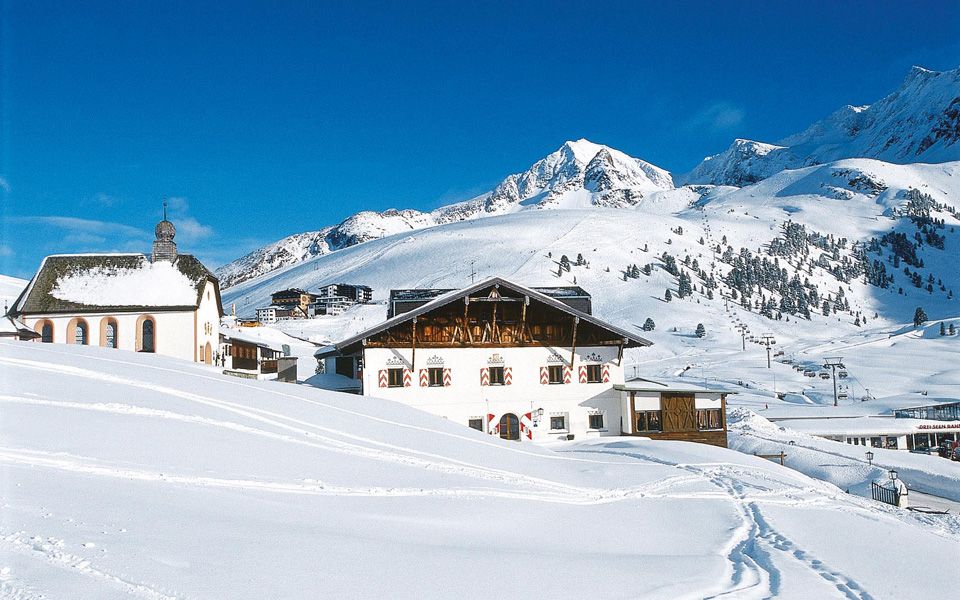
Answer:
[
  {"xmin": 216, "ymin": 139, "xmax": 677, "ymax": 287},
  {"xmin": 685, "ymin": 64, "xmax": 960, "ymax": 186}
]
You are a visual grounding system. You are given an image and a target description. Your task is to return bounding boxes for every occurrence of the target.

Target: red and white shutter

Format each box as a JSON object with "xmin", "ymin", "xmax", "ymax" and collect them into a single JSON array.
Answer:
[
  {"xmin": 378, "ymin": 370, "xmax": 388, "ymax": 388},
  {"xmin": 519, "ymin": 412, "xmax": 533, "ymax": 440},
  {"xmin": 539, "ymin": 367, "xmax": 549, "ymax": 385},
  {"xmin": 487, "ymin": 413, "xmax": 498, "ymax": 435},
  {"xmin": 601, "ymin": 364, "xmax": 611, "ymax": 383},
  {"xmin": 419, "ymin": 369, "xmax": 429, "ymax": 387},
  {"xmin": 403, "ymin": 368, "xmax": 412, "ymax": 387},
  {"xmin": 503, "ymin": 367, "xmax": 513, "ymax": 385},
  {"xmin": 563, "ymin": 366, "xmax": 572, "ymax": 384},
  {"xmin": 480, "ymin": 367, "xmax": 490, "ymax": 386},
  {"xmin": 443, "ymin": 368, "xmax": 452, "ymax": 387},
  {"xmin": 578, "ymin": 365, "xmax": 588, "ymax": 384}
]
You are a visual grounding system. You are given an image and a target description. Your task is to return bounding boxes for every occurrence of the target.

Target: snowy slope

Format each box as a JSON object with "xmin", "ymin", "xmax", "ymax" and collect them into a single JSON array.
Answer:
[
  {"xmin": 684, "ymin": 65, "xmax": 960, "ymax": 185},
  {"xmin": 2, "ymin": 339, "xmax": 959, "ymax": 599},
  {"xmin": 216, "ymin": 140, "xmax": 674, "ymax": 288},
  {"xmin": 224, "ymin": 159, "xmax": 960, "ymax": 349}
]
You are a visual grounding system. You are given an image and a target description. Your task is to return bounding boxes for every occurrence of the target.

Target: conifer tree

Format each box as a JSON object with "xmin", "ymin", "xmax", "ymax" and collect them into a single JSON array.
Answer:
[
  {"xmin": 913, "ymin": 306, "xmax": 928, "ymax": 326},
  {"xmin": 642, "ymin": 318, "xmax": 656, "ymax": 331},
  {"xmin": 695, "ymin": 323, "xmax": 706, "ymax": 338}
]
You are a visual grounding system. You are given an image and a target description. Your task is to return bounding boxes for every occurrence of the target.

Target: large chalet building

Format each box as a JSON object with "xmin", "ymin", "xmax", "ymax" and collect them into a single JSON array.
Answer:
[
  {"xmin": 317, "ymin": 277, "xmax": 731, "ymax": 445},
  {"xmin": 8, "ymin": 214, "xmax": 223, "ymax": 364}
]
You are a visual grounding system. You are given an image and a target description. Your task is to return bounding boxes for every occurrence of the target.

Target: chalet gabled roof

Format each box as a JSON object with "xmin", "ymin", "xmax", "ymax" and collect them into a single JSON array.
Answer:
[
  {"xmin": 9, "ymin": 253, "xmax": 223, "ymax": 316},
  {"xmin": 320, "ymin": 277, "xmax": 652, "ymax": 356}
]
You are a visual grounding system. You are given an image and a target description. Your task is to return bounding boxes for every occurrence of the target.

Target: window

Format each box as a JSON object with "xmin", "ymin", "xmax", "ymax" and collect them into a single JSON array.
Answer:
[
  {"xmin": 428, "ymin": 367, "xmax": 444, "ymax": 387},
  {"xmin": 387, "ymin": 368, "xmax": 404, "ymax": 388},
  {"xmin": 40, "ymin": 322, "xmax": 53, "ymax": 343},
  {"xmin": 488, "ymin": 366, "xmax": 505, "ymax": 385},
  {"xmin": 550, "ymin": 415, "xmax": 567, "ymax": 431},
  {"xmin": 468, "ymin": 418, "xmax": 483, "ymax": 431},
  {"xmin": 636, "ymin": 411, "xmax": 662, "ymax": 432},
  {"xmin": 335, "ymin": 357, "xmax": 354, "ymax": 378},
  {"xmin": 586, "ymin": 364, "xmax": 602, "ymax": 383},
  {"xmin": 696, "ymin": 408, "xmax": 722, "ymax": 430},
  {"xmin": 141, "ymin": 319, "xmax": 155, "ymax": 353},
  {"xmin": 548, "ymin": 365, "xmax": 564, "ymax": 384},
  {"xmin": 588, "ymin": 413, "xmax": 605, "ymax": 430},
  {"xmin": 75, "ymin": 322, "xmax": 88, "ymax": 345},
  {"xmin": 105, "ymin": 322, "xmax": 118, "ymax": 348}
]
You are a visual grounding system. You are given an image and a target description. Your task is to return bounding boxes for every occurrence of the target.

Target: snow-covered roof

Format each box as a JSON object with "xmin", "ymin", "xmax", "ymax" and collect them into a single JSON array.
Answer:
[
  {"xmin": 0, "ymin": 316, "xmax": 39, "ymax": 338},
  {"xmin": 10, "ymin": 253, "xmax": 222, "ymax": 316},
  {"xmin": 615, "ymin": 377, "xmax": 738, "ymax": 394}
]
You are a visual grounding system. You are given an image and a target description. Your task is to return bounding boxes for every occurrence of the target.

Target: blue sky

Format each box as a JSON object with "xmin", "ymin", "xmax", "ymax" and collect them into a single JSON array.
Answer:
[{"xmin": 1, "ymin": 0, "xmax": 958, "ymax": 278}]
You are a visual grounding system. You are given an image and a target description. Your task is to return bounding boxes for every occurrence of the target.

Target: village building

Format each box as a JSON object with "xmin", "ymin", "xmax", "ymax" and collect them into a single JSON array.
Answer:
[
  {"xmin": 219, "ymin": 329, "xmax": 298, "ymax": 381},
  {"xmin": 311, "ymin": 283, "xmax": 373, "ymax": 316},
  {"xmin": 256, "ymin": 305, "xmax": 296, "ymax": 324},
  {"xmin": 315, "ymin": 277, "xmax": 734, "ymax": 444},
  {"xmin": 7, "ymin": 213, "xmax": 223, "ymax": 364},
  {"xmin": 768, "ymin": 400, "xmax": 960, "ymax": 452},
  {"xmin": 0, "ymin": 315, "xmax": 40, "ymax": 341},
  {"xmin": 615, "ymin": 379, "xmax": 735, "ymax": 447},
  {"xmin": 269, "ymin": 289, "xmax": 316, "ymax": 318}
]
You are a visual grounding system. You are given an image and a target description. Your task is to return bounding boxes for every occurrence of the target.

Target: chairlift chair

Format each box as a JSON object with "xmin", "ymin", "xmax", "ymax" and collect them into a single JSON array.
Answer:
[
  {"xmin": 838, "ymin": 392, "xmax": 848, "ymax": 401},
  {"xmin": 819, "ymin": 372, "xmax": 831, "ymax": 380},
  {"xmin": 838, "ymin": 370, "xmax": 848, "ymax": 379}
]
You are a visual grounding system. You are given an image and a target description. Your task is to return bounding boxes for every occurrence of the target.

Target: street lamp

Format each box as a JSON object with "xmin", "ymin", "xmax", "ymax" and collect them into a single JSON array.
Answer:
[
  {"xmin": 865, "ymin": 451, "xmax": 874, "ymax": 466},
  {"xmin": 889, "ymin": 469, "xmax": 898, "ymax": 482}
]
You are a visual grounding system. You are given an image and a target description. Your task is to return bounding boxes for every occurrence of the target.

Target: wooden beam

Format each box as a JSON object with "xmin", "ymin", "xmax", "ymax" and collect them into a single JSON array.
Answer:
[
  {"xmin": 520, "ymin": 296, "xmax": 529, "ymax": 342},
  {"xmin": 491, "ymin": 301, "xmax": 499, "ymax": 343},
  {"xmin": 464, "ymin": 297, "xmax": 474, "ymax": 344},
  {"xmin": 411, "ymin": 317, "xmax": 417, "ymax": 370},
  {"xmin": 616, "ymin": 339, "xmax": 626, "ymax": 366},
  {"xmin": 570, "ymin": 316, "xmax": 579, "ymax": 367}
]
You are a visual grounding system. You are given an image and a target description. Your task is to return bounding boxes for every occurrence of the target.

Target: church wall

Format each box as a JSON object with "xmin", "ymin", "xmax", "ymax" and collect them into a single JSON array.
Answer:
[
  {"xmin": 195, "ymin": 281, "xmax": 221, "ymax": 363},
  {"xmin": 361, "ymin": 345, "xmax": 624, "ymax": 441},
  {"xmin": 22, "ymin": 310, "xmax": 198, "ymax": 362}
]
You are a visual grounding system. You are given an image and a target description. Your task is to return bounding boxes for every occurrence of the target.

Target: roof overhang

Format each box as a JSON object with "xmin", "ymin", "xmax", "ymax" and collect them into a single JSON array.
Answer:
[{"xmin": 317, "ymin": 277, "xmax": 652, "ymax": 358}]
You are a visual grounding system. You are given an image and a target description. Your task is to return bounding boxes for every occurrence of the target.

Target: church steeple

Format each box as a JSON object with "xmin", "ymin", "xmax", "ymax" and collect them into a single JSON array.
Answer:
[{"xmin": 152, "ymin": 200, "xmax": 178, "ymax": 262}]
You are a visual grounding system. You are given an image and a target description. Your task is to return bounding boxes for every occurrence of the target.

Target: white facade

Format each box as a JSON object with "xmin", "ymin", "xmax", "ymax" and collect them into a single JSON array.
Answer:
[
  {"xmin": 22, "ymin": 280, "xmax": 221, "ymax": 364},
  {"xmin": 257, "ymin": 306, "xmax": 278, "ymax": 324},
  {"xmin": 361, "ymin": 344, "xmax": 623, "ymax": 441}
]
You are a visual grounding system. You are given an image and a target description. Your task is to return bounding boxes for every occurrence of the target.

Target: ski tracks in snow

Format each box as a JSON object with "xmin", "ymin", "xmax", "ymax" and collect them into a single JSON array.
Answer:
[{"xmin": 563, "ymin": 447, "xmax": 875, "ymax": 600}]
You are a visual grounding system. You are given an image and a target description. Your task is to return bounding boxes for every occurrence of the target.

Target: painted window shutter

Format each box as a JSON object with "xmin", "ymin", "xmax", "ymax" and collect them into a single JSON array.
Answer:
[
  {"xmin": 487, "ymin": 413, "xmax": 498, "ymax": 435},
  {"xmin": 403, "ymin": 368, "xmax": 412, "ymax": 387},
  {"xmin": 539, "ymin": 366, "xmax": 549, "ymax": 385},
  {"xmin": 562, "ymin": 366, "xmax": 572, "ymax": 384},
  {"xmin": 578, "ymin": 365, "xmax": 588, "ymax": 384},
  {"xmin": 378, "ymin": 369, "xmax": 388, "ymax": 388},
  {"xmin": 602, "ymin": 364, "xmax": 611, "ymax": 383},
  {"xmin": 480, "ymin": 367, "xmax": 489, "ymax": 386},
  {"xmin": 419, "ymin": 369, "xmax": 429, "ymax": 387},
  {"xmin": 443, "ymin": 368, "xmax": 452, "ymax": 387},
  {"xmin": 503, "ymin": 367, "xmax": 513, "ymax": 385}
]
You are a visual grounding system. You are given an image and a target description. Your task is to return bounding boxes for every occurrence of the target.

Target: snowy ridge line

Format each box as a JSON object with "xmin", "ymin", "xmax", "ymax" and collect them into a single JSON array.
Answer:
[
  {"xmin": 2, "ymin": 342, "xmax": 644, "ymax": 466},
  {"xmin": 0, "ymin": 531, "xmax": 179, "ymax": 600}
]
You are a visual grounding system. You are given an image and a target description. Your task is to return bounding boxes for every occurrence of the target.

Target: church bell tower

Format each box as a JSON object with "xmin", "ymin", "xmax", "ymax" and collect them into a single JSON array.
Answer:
[{"xmin": 152, "ymin": 200, "xmax": 178, "ymax": 262}]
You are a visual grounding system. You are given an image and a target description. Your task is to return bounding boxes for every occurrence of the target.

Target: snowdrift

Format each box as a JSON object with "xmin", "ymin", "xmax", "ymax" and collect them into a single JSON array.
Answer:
[{"xmin": 1, "ymin": 340, "xmax": 959, "ymax": 598}]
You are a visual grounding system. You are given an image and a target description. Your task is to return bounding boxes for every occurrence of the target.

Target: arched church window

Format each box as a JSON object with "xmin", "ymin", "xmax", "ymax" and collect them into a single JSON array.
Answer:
[{"xmin": 141, "ymin": 319, "xmax": 155, "ymax": 353}]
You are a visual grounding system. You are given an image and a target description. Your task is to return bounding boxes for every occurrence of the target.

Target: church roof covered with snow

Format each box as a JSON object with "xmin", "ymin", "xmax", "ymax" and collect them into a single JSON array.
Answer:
[{"xmin": 9, "ymin": 253, "xmax": 222, "ymax": 315}]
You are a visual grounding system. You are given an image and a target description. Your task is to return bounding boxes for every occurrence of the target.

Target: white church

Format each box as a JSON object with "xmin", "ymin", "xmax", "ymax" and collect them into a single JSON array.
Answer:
[{"xmin": 8, "ymin": 210, "xmax": 224, "ymax": 364}]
